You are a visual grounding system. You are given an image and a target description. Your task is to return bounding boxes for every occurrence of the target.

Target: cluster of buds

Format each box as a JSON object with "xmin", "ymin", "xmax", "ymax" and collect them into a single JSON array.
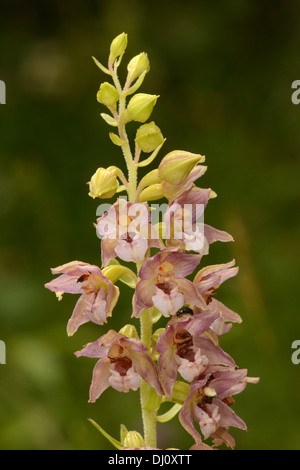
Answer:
[{"xmin": 45, "ymin": 33, "xmax": 258, "ymax": 450}]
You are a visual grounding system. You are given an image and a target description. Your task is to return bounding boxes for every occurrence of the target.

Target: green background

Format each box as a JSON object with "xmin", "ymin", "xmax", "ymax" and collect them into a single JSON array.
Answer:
[{"xmin": 0, "ymin": 0, "xmax": 299, "ymax": 450}]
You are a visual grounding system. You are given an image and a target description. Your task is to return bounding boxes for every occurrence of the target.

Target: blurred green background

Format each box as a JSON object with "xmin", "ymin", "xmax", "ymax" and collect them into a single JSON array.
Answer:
[{"xmin": 0, "ymin": 0, "xmax": 299, "ymax": 450}]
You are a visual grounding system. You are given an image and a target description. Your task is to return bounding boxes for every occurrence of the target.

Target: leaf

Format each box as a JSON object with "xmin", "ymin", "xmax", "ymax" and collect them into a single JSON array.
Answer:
[
  {"xmin": 88, "ymin": 418, "xmax": 122, "ymax": 450},
  {"xmin": 157, "ymin": 403, "xmax": 182, "ymax": 423},
  {"xmin": 101, "ymin": 113, "xmax": 118, "ymax": 127},
  {"xmin": 137, "ymin": 139, "xmax": 166, "ymax": 167},
  {"xmin": 124, "ymin": 70, "xmax": 147, "ymax": 96},
  {"xmin": 109, "ymin": 132, "xmax": 126, "ymax": 147},
  {"xmin": 92, "ymin": 56, "xmax": 111, "ymax": 75}
]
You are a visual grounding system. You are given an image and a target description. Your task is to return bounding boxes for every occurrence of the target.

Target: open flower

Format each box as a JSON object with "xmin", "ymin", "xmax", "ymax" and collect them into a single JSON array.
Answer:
[
  {"xmin": 179, "ymin": 367, "xmax": 259, "ymax": 448},
  {"xmin": 45, "ymin": 261, "xmax": 119, "ymax": 336},
  {"xmin": 193, "ymin": 260, "xmax": 242, "ymax": 334},
  {"xmin": 132, "ymin": 251, "xmax": 206, "ymax": 318},
  {"xmin": 75, "ymin": 330, "xmax": 162, "ymax": 401},
  {"xmin": 97, "ymin": 198, "xmax": 161, "ymax": 266},
  {"xmin": 164, "ymin": 185, "xmax": 233, "ymax": 254},
  {"xmin": 156, "ymin": 313, "xmax": 235, "ymax": 397}
]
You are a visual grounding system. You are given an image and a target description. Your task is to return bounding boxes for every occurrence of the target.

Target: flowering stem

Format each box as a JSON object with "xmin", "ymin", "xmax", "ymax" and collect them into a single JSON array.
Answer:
[
  {"xmin": 110, "ymin": 66, "xmax": 137, "ymax": 203},
  {"xmin": 140, "ymin": 308, "xmax": 157, "ymax": 448},
  {"xmin": 111, "ymin": 64, "xmax": 157, "ymax": 447}
]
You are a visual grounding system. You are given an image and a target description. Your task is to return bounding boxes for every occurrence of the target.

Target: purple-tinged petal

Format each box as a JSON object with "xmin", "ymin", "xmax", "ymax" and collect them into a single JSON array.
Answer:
[
  {"xmin": 157, "ymin": 347, "xmax": 179, "ymax": 398},
  {"xmin": 67, "ymin": 293, "xmax": 93, "ymax": 336},
  {"xmin": 50, "ymin": 261, "xmax": 101, "ymax": 276},
  {"xmin": 45, "ymin": 273, "xmax": 84, "ymax": 295},
  {"xmin": 88, "ymin": 358, "xmax": 111, "ymax": 402},
  {"xmin": 115, "ymin": 238, "xmax": 148, "ymax": 263},
  {"xmin": 175, "ymin": 278, "xmax": 207, "ymax": 309},
  {"xmin": 132, "ymin": 279, "xmax": 155, "ymax": 317},
  {"xmin": 209, "ymin": 298, "xmax": 242, "ymax": 324},
  {"xmin": 101, "ymin": 238, "xmax": 119, "ymax": 267},
  {"xmin": 86, "ymin": 288, "xmax": 108, "ymax": 325},
  {"xmin": 213, "ymin": 398, "xmax": 247, "ymax": 431},
  {"xmin": 129, "ymin": 349, "xmax": 163, "ymax": 396},
  {"xmin": 185, "ymin": 312, "xmax": 220, "ymax": 337},
  {"xmin": 139, "ymin": 253, "xmax": 162, "ymax": 279},
  {"xmin": 193, "ymin": 335, "xmax": 236, "ymax": 367},
  {"xmin": 204, "ymin": 225, "xmax": 234, "ymax": 244},
  {"xmin": 165, "ymin": 253, "xmax": 201, "ymax": 278},
  {"xmin": 179, "ymin": 402, "xmax": 202, "ymax": 445}
]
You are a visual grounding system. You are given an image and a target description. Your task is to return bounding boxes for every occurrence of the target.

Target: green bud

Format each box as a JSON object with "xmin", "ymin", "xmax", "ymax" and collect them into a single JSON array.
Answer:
[
  {"xmin": 135, "ymin": 121, "xmax": 164, "ymax": 153},
  {"xmin": 138, "ymin": 169, "xmax": 160, "ymax": 191},
  {"xmin": 88, "ymin": 167, "xmax": 119, "ymax": 199},
  {"xmin": 126, "ymin": 93, "xmax": 159, "ymax": 123},
  {"xmin": 97, "ymin": 82, "xmax": 119, "ymax": 108},
  {"xmin": 109, "ymin": 32, "xmax": 128, "ymax": 65},
  {"xmin": 139, "ymin": 183, "xmax": 164, "ymax": 202},
  {"xmin": 127, "ymin": 52, "xmax": 150, "ymax": 84},
  {"xmin": 158, "ymin": 150, "xmax": 205, "ymax": 186},
  {"xmin": 123, "ymin": 431, "xmax": 145, "ymax": 448},
  {"xmin": 119, "ymin": 324, "xmax": 139, "ymax": 339}
]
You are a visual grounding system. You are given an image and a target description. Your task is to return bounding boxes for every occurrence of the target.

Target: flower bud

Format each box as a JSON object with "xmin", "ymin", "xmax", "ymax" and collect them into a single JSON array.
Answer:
[
  {"xmin": 127, "ymin": 52, "xmax": 150, "ymax": 84},
  {"xmin": 158, "ymin": 150, "xmax": 205, "ymax": 186},
  {"xmin": 109, "ymin": 32, "xmax": 128, "ymax": 65},
  {"xmin": 88, "ymin": 167, "xmax": 119, "ymax": 199},
  {"xmin": 119, "ymin": 324, "xmax": 139, "ymax": 339},
  {"xmin": 126, "ymin": 93, "xmax": 159, "ymax": 123},
  {"xmin": 139, "ymin": 183, "xmax": 164, "ymax": 203},
  {"xmin": 123, "ymin": 431, "xmax": 145, "ymax": 448},
  {"xmin": 97, "ymin": 82, "xmax": 119, "ymax": 108},
  {"xmin": 135, "ymin": 122, "xmax": 164, "ymax": 153}
]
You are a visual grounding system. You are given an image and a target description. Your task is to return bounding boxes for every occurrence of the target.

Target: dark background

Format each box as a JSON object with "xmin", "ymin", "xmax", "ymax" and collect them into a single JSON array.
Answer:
[{"xmin": 0, "ymin": 0, "xmax": 299, "ymax": 449}]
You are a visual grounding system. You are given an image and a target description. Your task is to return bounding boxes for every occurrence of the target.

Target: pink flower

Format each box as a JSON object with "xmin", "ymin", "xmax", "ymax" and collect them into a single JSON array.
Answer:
[
  {"xmin": 164, "ymin": 186, "xmax": 233, "ymax": 254},
  {"xmin": 132, "ymin": 251, "xmax": 206, "ymax": 318},
  {"xmin": 179, "ymin": 367, "xmax": 259, "ymax": 448},
  {"xmin": 75, "ymin": 330, "xmax": 163, "ymax": 402},
  {"xmin": 97, "ymin": 198, "xmax": 161, "ymax": 266},
  {"xmin": 193, "ymin": 260, "xmax": 242, "ymax": 334},
  {"xmin": 156, "ymin": 313, "xmax": 235, "ymax": 397},
  {"xmin": 45, "ymin": 261, "xmax": 119, "ymax": 336}
]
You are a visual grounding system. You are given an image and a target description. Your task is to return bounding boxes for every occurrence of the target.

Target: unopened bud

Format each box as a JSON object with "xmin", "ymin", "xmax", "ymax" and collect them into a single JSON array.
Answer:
[
  {"xmin": 135, "ymin": 122, "xmax": 164, "ymax": 153},
  {"xmin": 119, "ymin": 324, "xmax": 139, "ymax": 339},
  {"xmin": 88, "ymin": 167, "xmax": 119, "ymax": 199},
  {"xmin": 123, "ymin": 431, "xmax": 145, "ymax": 448},
  {"xmin": 159, "ymin": 151, "xmax": 205, "ymax": 186},
  {"xmin": 126, "ymin": 93, "xmax": 159, "ymax": 123},
  {"xmin": 127, "ymin": 52, "xmax": 150, "ymax": 84},
  {"xmin": 109, "ymin": 32, "xmax": 128, "ymax": 65},
  {"xmin": 97, "ymin": 82, "xmax": 119, "ymax": 108},
  {"xmin": 139, "ymin": 183, "xmax": 164, "ymax": 203}
]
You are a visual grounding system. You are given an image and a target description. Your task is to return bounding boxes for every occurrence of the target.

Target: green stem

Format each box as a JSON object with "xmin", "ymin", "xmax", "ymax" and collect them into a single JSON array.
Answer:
[
  {"xmin": 111, "ymin": 67, "xmax": 137, "ymax": 203},
  {"xmin": 139, "ymin": 308, "xmax": 157, "ymax": 448}
]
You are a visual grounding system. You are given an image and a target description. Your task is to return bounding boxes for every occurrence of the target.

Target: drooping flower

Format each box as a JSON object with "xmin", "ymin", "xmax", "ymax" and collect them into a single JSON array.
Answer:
[
  {"xmin": 156, "ymin": 313, "xmax": 235, "ymax": 397},
  {"xmin": 75, "ymin": 330, "xmax": 163, "ymax": 402},
  {"xmin": 97, "ymin": 198, "xmax": 162, "ymax": 266},
  {"xmin": 45, "ymin": 261, "xmax": 119, "ymax": 336},
  {"xmin": 193, "ymin": 260, "xmax": 242, "ymax": 334},
  {"xmin": 179, "ymin": 367, "xmax": 259, "ymax": 448},
  {"xmin": 164, "ymin": 185, "xmax": 233, "ymax": 254},
  {"xmin": 132, "ymin": 251, "xmax": 206, "ymax": 318}
]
